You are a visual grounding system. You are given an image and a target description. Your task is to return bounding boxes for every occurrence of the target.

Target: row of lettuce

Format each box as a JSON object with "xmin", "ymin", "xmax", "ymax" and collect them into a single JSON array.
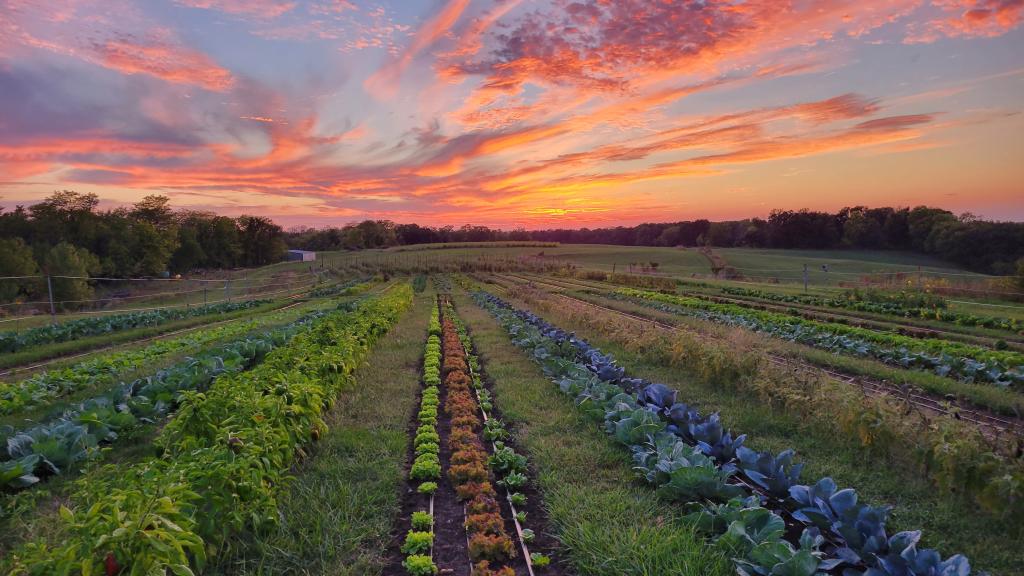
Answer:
[
  {"xmin": 0, "ymin": 299, "xmax": 269, "ymax": 354},
  {"xmin": 401, "ymin": 303, "xmax": 442, "ymax": 575},
  {"xmin": 718, "ymin": 286, "xmax": 1020, "ymax": 333},
  {"xmin": 439, "ymin": 302, "xmax": 520, "ymax": 576},
  {"xmin": 474, "ymin": 290, "xmax": 974, "ymax": 576},
  {"xmin": 610, "ymin": 289, "xmax": 1024, "ymax": 388},
  {"xmin": 0, "ymin": 309, "xmax": 330, "ymax": 492},
  {"xmin": 447, "ymin": 301, "xmax": 550, "ymax": 570},
  {"xmin": 4, "ymin": 283, "xmax": 413, "ymax": 574}
]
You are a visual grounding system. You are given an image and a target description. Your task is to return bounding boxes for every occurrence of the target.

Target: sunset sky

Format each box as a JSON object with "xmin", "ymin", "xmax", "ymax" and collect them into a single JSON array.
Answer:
[{"xmin": 1, "ymin": 0, "xmax": 1022, "ymax": 229}]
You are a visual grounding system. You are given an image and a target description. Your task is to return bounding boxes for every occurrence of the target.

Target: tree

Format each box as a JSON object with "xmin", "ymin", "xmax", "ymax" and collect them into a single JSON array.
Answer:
[
  {"xmin": 706, "ymin": 221, "xmax": 740, "ymax": 247},
  {"xmin": 28, "ymin": 191, "xmax": 102, "ymax": 250},
  {"xmin": 132, "ymin": 195, "xmax": 175, "ymax": 229},
  {"xmin": 170, "ymin": 227, "xmax": 206, "ymax": 273},
  {"xmin": 237, "ymin": 215, "xmax": 286, "ymax": 266},
  {"xmin": 42, "ymin": 243, "xmax": 100, "ymax": 311},
  {"xmin": 0, "ymin": 238, "xmax": 40, "ymax": 302},
  {"xmin": 843, "ymin": 211, "xmax": 884, "ymax": 248},
  {"xmin": 194, "ymin": 215, "xmax": 242, "ymax": 268},
  {"xmin": 656, "ymin": 225, "xmax": 682, "ymax": 247}
]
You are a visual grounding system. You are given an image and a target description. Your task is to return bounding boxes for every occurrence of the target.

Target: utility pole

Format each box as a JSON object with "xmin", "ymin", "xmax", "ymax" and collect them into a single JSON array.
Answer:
[{"xmin": 46, "ymin": 275, "xmax": 56, "ymax": 322}]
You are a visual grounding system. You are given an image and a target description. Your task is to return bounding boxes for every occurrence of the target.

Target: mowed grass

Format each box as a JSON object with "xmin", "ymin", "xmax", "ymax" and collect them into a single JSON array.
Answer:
[
  {"xmin": 453, "ymin": 290, "xmax": 732, "ymax": 576},
  {"xmin": 716, "ymin": 248, "xmax": 987, "ymax": 286},
  {"xmin": 534, "ymin": 244, "xmax": 710, "ymax": 275},
  {"xmin": 210, "ymin": 287, "xmax": 433, "ymax": 575},
  {"xmin": 498, "ymin": 288, "xmax": 1022, "ymax": 575},
  {"xmin": 321, "ymin": 243, "xmax": 712, "ymax": 278}
]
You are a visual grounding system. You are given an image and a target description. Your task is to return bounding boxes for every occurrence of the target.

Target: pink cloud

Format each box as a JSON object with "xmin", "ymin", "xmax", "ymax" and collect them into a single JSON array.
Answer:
[
  {"xmin": 92, "ymin": 35, "xmax": 235, "ymax": 91},
  {"xmin": 905, "ymin": 0, "xmax": 1023, "ymax": 42},
  {"xmin": 174, "ymin": 0, "xmax": 296, "ymax": 19}
]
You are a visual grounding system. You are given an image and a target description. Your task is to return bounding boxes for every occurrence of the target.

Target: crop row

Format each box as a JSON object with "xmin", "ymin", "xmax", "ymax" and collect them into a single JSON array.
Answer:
[
  {"xmin": 439, "ymin": 302, "xmax": 517, "ymax": 575},
  {"xmin": 0, "ymin": 310, "xmax": 328, "ymax": 492},
  {"xmin": 720, "ymin": 286, "xmax": 1021, "ymax": 333},
  {"xmin": 307, "ymin": 277, "xmax": 369, "ymax": 298},
  {"xmin": 0, "ymin": 301, "xmax": 322, "ymax": 416},
  {"xmin": 5, "ymin": 283, "xmax": 413, "ymax": 574},
  {"xmin": 401, "ymin": 303, "xmax": 443, "ymax": 575},
  {"xmin": 446, "ymin": 302, "xmax": 550, "ymax": 570},
  {"xmin": 0, "ymin": 299, "xmax": 269, "ymax": 354},
  {"xmin": 511, "ymin": 281, "xmax": 1024, "ymax": 526},
  {"xmin": 474, "ymin": 290, "xmax": 974, "ymax": 576},
  {"xmin": 614, "ymin": 288, "xmax": 1024, "ymax": 388}
]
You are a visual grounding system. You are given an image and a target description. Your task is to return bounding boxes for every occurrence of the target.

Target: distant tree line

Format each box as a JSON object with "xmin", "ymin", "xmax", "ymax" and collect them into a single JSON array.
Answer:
[
  {"xmin": 286, "ymin": 207, "xmax": 1024, "ymax": 276},
  {"xmin": 0, "ymin": 191, "xmax": 287, "ymax": 306}
]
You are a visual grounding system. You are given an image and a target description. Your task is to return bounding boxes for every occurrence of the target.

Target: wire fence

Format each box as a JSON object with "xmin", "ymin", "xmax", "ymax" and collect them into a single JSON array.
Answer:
[{"xmin": 0, "ymin": 272, "xmax": 320, "ymax": 329}]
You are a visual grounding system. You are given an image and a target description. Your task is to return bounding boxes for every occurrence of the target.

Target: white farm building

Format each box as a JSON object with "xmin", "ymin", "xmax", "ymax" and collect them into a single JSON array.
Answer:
[{"xmin": 287, "ymin": 250, "xmax": 316, "ymax": 262}]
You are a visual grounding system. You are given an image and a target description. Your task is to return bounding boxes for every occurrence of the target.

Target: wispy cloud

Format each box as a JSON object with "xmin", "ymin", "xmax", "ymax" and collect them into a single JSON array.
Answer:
[{"xmin": 364, "ymin": 0, "xmax": 471, "ymax": 98}]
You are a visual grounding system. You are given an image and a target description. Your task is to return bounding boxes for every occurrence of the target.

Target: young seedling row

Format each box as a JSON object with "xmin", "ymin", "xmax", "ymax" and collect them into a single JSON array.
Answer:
[{"xmin": 393, "ymin": 293, "xmax": 554, "ymax": 575}]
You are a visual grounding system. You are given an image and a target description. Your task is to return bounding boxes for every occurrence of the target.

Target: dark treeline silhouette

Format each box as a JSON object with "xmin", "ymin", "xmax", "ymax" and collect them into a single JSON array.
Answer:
[
  {"xmin": 0, "ymin": 191, "xmax": 288, "ymax": 304},
  {"xmin": 287, "ymin": 206, "xmax": 1024, "ymax": 276}
]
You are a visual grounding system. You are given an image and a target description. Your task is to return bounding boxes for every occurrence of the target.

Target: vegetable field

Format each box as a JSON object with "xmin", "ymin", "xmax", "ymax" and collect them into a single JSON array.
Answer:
[{"xmin": 1, "ymin": 251, "xmax": 1021, "ymax": 575}]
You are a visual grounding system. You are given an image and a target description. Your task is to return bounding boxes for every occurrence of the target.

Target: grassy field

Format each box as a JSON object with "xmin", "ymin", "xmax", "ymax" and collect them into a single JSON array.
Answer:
[{"xmin": 716, "ymin": 248, "xmax": 990, "ymax": 285}]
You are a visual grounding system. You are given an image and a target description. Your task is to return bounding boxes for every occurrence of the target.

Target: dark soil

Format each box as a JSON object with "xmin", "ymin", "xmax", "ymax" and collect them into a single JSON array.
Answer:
[{"xmin": 466, "ymin": 328, "xmax": 570, "ymax": 576}]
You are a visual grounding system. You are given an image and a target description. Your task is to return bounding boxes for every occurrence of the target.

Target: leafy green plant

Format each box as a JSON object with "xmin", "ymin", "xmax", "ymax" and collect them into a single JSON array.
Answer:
[
  {"xmin": 411, "ymin": 454, "xmax": 441, "ymax": 481},
  {"xmin": 401, "ymin": 530, "xmax": 433, "ymax": 555},
  {"xmin": 488, "ymin": 443, "xmax": 528, "ymax": 475},
  {"xmin": 402, "ymin": 554, "xmax": 438, "ymax": 576},
  {"xmin": 415, "ymin": 441, "xmax": 439, "ymax": 456},
  {"xmin": 417, "ymin": 482, "xmax": 438, "ymax": 494},
  {"xmin": 483, "ymin": 419, "xmax": 509, "ymax": 441},
  {"xmin": 530, "ymin": 552, "xmax": 551, "ymax": 567},
  {"xmin": 411, "ymin": 511, "xmax": 433, "ymax": 531},
  {"xmin": 497, "ymin": 471, "xmax": 527, "ymax": 490}
]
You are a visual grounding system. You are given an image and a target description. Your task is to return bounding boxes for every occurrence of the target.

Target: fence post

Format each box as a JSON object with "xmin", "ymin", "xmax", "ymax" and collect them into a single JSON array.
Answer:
[
  {"xmin": 803, "ymin": 264, "xmax": 809, "ymax": 293},
  {"xmin": 204, "ymin": 285, "xmax": 208, "ymax": 307},
  {"xmin": 226, "ymin": 280, "xmax": 232, "ymax": 303},
  {"xmin": 47, "ymin": 275, "xmax": 56, "ymax": 322}
]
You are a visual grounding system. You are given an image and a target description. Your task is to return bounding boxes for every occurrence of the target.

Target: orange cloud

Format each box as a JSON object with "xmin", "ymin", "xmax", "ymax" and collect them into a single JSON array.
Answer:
[
  {"xmin": 92, "ymin": 36, "xmax": 235, "ymax": 91},
  {"xmin": 905, "ymin": 0, "xmax": 1024, "ymax": 43}
]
